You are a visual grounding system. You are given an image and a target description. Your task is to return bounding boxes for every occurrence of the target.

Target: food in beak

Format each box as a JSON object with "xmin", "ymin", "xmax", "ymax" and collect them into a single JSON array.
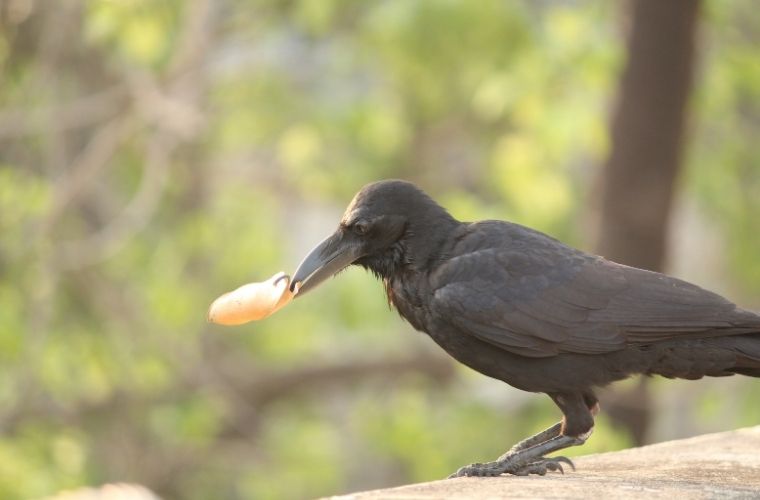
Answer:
[{"xmin": 208, "ymin": 271, "xmax": 300, "ymax": 325}]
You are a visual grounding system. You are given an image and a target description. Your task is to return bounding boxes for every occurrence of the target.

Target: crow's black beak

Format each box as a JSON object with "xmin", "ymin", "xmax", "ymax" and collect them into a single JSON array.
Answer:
[{"xmin": 291, "ymin": 231, "xmax": 364, "ymax": 296}]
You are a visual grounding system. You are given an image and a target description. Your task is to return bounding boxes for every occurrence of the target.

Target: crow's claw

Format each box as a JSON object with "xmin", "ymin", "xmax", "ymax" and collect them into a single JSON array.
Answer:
[{"xmin": 513, "ymin": 456, "xmax": 574, "ymax": 476}]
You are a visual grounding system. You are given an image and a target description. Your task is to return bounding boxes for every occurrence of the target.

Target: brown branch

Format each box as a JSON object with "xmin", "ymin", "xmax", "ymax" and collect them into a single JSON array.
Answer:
[
  {"xmin": 43, "ymin": 116, "xmax": 134, "ymax": 231},
  {"xmin": 53, "ymin": 126, "xmax": 173, "ymax": 270},
  {"xmin": 0, "ymin": 85, "xmax": 128, "ymax": 140},
  {"xmin": 0, "ymin": 351, "xmax": 456, "ymax": 436},
  {"xmin": 240, "ymin": 352, "xmax": 455, "ymax": 406}
]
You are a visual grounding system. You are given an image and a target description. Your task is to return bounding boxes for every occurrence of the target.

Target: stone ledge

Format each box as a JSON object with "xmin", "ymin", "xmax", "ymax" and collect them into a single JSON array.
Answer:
[{"xmin": 331, "ymin": 426, "xmax": 760, "ymax": 499}]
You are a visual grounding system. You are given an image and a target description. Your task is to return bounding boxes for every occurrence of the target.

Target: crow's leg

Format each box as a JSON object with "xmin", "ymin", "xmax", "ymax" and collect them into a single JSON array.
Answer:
[
  {"xmin": 448, "ymin": 392, "xmax": 598, "ymax": 478},
  {"xmin": 499, "ymin": 422, "xmax": 562, "ymax": 457}
]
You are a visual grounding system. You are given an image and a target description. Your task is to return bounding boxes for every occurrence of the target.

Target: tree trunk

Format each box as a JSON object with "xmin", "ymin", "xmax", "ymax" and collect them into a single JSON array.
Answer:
[{"xmin": 596, "ymin": 0, "xmax": 700, "ymax": 445}]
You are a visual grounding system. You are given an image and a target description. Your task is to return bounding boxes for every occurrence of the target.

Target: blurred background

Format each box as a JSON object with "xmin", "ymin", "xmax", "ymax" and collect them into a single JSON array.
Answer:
[{"xmin": 1, "ymin": 0, "xmax": 759, "ymax": 498}]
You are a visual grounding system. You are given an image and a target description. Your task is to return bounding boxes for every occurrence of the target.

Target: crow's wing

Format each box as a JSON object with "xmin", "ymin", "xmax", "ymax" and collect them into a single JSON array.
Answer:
[{"xmin": 430, "ymin": 224, "xmax": 760, "ymax": 358}]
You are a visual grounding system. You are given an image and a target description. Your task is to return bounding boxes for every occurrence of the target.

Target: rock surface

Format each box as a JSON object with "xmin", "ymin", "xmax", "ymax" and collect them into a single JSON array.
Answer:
[{"xmin": 331, "ymin": 426, "xmax": 760, "ymax": 499}]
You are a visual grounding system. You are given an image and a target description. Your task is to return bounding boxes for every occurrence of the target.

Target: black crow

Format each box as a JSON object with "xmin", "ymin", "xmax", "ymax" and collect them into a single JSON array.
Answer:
[{"xmin": 291, "ymin": 179, "xmax": 760, "ymax": 477}]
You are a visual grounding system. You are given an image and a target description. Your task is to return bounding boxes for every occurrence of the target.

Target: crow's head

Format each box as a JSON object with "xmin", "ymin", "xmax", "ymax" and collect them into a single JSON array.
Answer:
[{"xmin": 291, "ymin": 180, "xmax": 457, "ymax": 295}]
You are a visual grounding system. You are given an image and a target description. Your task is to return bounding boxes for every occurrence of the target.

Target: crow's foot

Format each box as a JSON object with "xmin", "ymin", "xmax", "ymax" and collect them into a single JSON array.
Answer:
[
  {"xmin": 447, "ymin": 455, "xmax": 574, "ymax": 478},
  {"xmin": 513, "ymin": 456, "xmax": 574, "ymax": 476},
  {"xmin": 447, "ymin": 433, "xmax": 587, "ymax": 479}
]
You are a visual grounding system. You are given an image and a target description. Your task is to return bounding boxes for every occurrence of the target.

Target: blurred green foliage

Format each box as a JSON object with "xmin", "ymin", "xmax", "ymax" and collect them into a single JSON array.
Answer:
[
  {"xmin": 0, "ymin": 1, "xmax": 758, "ymax": 499},
  {"xmin": 690, "ymin": 1, "xmax": 760, "ymax": 295}
]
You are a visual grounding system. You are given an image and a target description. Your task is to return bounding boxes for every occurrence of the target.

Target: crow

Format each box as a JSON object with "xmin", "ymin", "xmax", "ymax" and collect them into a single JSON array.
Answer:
[{"xmin": 290, "ymin": 179, "xmax": 760, "ymax": 477}]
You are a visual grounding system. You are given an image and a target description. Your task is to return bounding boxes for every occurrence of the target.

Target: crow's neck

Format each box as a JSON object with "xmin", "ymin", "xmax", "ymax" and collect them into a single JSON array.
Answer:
[{"xmin": 361, "ymin": 212, "xmax": 460, "ymax": 281}]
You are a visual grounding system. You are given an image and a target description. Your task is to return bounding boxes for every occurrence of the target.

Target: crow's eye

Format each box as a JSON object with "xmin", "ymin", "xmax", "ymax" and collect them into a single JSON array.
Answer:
[{"xmin": 353, "ymin": 221, "xmax": 369, "ymax": 236}]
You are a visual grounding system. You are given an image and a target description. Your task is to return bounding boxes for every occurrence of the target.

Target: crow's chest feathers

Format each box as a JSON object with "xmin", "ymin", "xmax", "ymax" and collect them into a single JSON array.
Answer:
[{"xmin": 386, "ymin": 275, "xmax": 427, "ymax": 332}]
